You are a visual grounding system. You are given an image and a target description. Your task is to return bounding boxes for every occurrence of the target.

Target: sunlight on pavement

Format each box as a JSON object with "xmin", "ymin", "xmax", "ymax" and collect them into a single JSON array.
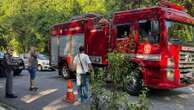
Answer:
[
  {"xmin": 21, "ymin": 89, "xmax": 58, "ymax": 103},
  {"xmin": 43, "ymin": 98, "xmax": 68, "ymax": 110},
  {"xmin": 164, "ymin": 97, "xmax": 171, "ymax": 101},
  {"xmin": 43, "ymin": 90, "xmax": 79, "ymax": 110},
  {"xmin": 178, "ymin": 94, "xmax": 190, "ymax": 99},
  {"xmin": 175, "ymin": 104, "xmax": 184, "ymax": 109}
]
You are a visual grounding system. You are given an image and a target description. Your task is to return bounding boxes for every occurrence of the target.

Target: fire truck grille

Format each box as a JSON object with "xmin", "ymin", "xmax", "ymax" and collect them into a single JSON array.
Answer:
[{"xmin": 179, "ymin": 51, "xmax": 194, "ymax": 74}]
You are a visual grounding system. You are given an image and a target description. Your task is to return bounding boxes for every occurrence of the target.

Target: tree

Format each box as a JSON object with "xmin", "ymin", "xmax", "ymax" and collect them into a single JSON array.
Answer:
[{"xmin": 0, "ymin": 0, "xmax": 194, "ymax": 53}]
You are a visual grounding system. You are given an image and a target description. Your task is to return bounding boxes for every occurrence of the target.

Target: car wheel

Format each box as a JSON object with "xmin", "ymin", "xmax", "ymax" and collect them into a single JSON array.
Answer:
[
  {"xmin": 14, "ymin": 69, "xmax": 22, "ymax": 76},
  {"xmin": 123, "ymin": 66, "xmax": 143, "ymax": 96},
  {"xmin": 37, "ymin": 65, "xmax": 42, "ymax": 71},
  {"xmin": 50, "ymin": 67, "xmax": 56, "ymax": 71},
  {"xmin": 59, "ymin": 64, "xmax": 69, "ymax": 79}
]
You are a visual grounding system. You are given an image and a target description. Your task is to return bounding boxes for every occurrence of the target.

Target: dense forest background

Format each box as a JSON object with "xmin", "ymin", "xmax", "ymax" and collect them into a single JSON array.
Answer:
[{"xmin": 0, "ymin": 0, "xmax": 193, "ymax": 54}]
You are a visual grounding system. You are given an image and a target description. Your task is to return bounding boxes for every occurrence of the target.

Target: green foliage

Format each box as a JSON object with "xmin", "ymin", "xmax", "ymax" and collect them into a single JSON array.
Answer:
[
  {"xmin": 0, "ymin": 0, "xmax": 194, "ymax": 52},
  {"xmin": 91, "ymin": 52, "xmax": 149, "ymax": 110},
  {"xmin": 107, "ymin": 52, "xmax": 128, "ymax": 84},
  {"xmin": 91, "ymin": 83, "xmax": 149, "ymax": 110},
  {"xmin": 168, "ymin": 21, "xmax": 193, "ymax": 43}
]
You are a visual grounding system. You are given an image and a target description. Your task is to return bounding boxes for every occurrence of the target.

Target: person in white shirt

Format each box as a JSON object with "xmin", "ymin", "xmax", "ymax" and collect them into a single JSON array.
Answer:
[{"xmin": 73, "ymin": 46, "xmax": 93, "ymax": 104}]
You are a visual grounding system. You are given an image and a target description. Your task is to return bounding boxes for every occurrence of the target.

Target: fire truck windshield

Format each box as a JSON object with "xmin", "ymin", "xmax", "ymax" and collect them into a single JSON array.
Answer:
[{"xmin": 166, "ymin": 20, "xmax": 194, "ymax": 45}]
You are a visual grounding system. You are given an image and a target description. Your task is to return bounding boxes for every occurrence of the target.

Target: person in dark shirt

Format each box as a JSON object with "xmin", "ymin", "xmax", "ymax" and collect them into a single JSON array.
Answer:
[{"xmin": 4, "ymin": 47, "xmax": 17, "ymax": 98}]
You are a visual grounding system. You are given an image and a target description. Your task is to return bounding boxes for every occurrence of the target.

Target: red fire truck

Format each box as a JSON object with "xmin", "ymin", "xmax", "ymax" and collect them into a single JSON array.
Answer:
[{"xmin": 50, "ymin": 2, "xmax": 194, "ymax": 95}]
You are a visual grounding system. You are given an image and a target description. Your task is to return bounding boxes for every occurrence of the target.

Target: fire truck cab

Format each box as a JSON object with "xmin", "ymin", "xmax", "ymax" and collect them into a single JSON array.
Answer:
[{"xmin": 111, "ymin": 3, "xmax": 194, "ymax": 95}]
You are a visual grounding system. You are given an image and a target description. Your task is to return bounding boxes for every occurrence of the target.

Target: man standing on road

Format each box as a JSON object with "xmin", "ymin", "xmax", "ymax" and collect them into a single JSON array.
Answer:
[
  {"xmin": 3, "ymin": 47, "xmax": 17, "ymax": 98},
  {"xmin": 28, "ymin": 46, "xmax": 38, "ymax": 91},
  {"xmin": 73, "ymin": 46, "xmax": 94, "ymax": 104}
]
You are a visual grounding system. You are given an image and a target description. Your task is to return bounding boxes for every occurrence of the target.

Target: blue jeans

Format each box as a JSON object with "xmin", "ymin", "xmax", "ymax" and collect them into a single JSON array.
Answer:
[
  {"xmin": 77, "ymin": 74, "xmax": 89, "ymax": 102},
  {"xmin": 28, "ymin": 66, "xmax": 37, "ymax": 80}
]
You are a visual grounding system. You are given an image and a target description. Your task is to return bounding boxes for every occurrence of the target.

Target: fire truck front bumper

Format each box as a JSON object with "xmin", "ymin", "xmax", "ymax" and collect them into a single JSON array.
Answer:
[{"xmin": 144, "ymin": 68, "xmax": 194, "ymax": 89}]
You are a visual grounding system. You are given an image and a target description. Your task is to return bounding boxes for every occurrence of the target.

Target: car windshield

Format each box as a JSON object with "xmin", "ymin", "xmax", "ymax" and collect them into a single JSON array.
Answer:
[
  {"xmin": 166, "ymin": 20, "xmax": 194, "ymax": 45},
  {"xmin": 38, "ymin": 54, "xmax": 48, "ymax": 60}
]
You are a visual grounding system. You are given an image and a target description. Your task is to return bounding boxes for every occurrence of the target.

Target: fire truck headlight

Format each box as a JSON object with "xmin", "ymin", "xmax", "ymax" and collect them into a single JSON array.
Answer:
[
  {"xmin": 167, "ymin": 69, "xmax": 174, "ymax": 81},
  {"xmin": 167, "ymin": 58, "xmax": 174, "ymax": 67},
  {"xmin": 96, "ymin": 58, "xmax": 101, "ymax": 62},
  {"xmin": 90, "ymin": 56, "xmax": 102, "ymax": 64}
]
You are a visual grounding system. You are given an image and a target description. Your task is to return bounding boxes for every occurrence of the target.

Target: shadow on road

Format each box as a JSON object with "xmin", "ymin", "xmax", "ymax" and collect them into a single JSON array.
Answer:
[{"xmin": 149, "ymin": 87, "xmax": 193, "ymax": 97}]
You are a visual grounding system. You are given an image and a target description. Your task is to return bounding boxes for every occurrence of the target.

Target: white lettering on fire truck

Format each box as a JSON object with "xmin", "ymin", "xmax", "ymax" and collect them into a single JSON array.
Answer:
[
  {"xmin": 182, "ymin": 46, "xmax": 194, "ymax": 51},
  {"xmin": 136, "ymin": 54, "xmax": 161, "ymax": 61},
  {"xmin": 126, "ymin": 54, "xmax": 161, "ymax": 61}
]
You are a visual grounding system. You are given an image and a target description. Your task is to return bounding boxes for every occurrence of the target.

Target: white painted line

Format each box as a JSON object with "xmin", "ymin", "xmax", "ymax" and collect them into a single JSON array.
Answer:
[
  {"xmin": 43, "ymin": 98, "xmax": 68, "ymax": 110},
  {"xmin": 21, "ymin": 89, "xmax": 58, "ymax": 103}
]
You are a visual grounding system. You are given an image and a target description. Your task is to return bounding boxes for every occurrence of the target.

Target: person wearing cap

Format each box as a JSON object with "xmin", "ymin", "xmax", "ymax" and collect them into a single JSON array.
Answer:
[{"xmin": 3, "ymin": 47, "xmax": 17, "ymax": 98}]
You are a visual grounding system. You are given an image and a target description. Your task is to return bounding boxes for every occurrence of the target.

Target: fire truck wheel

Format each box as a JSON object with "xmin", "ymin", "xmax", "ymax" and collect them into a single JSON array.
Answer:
[
  {"xmin": 124, "ymin": 67, "xmax": 143, "ymax": 96},
  {"xmin": 59, "ymin": 64, "xmax": 70, "ymax": 79}
]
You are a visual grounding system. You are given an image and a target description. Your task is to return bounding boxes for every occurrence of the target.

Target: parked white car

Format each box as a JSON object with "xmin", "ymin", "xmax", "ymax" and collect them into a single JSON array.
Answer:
[{"xmin": 20, "ymin": 53, "xmax": 54, "ymax": 71}]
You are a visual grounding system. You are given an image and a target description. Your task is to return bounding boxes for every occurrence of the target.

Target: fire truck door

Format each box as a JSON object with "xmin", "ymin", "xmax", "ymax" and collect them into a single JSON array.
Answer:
[{"xmin": 137, "ymin": 19, "xmax": 160, "ymax": 54}]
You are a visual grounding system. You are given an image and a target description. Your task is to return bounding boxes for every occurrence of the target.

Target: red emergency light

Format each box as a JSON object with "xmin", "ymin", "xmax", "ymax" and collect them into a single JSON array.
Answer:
[{"xmin": 159, "ymin": 0, "xmax": 186, "ymax": 11}]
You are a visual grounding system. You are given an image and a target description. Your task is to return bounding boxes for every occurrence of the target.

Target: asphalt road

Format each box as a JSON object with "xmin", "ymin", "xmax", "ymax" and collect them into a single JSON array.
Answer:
[
  {"xmin": 0, "ymin": 70, "xmax": 194, "ymax": 110},
  {"xmin": 149, "ymin": 86, "xmax": 194, "ymax": 110},
  {"xmin": 0, "ymin": 70, "xmax": 89, "ymax": 110}
]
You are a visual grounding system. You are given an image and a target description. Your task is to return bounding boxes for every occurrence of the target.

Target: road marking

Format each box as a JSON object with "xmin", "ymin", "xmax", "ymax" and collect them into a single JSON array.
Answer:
[
  {"xmin": 43, "ymin": 98, "xmax": 68, "ymax": 110},
  {"xmin": 21, "ymin": 89, "xmax": 58, "ymax": 103}
]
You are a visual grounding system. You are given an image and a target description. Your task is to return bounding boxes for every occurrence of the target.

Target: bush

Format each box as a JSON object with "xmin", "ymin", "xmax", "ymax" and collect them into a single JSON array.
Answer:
[
  {"xmin": 91, "ymin": 52, "xmax": 149, "ymax": 110},
  {"xmin": 91, "ymin": 84, "xmax": 149, "ymax": 110}
]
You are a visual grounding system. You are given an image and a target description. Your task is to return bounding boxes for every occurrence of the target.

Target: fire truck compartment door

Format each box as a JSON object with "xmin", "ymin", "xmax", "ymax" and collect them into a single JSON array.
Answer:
[
  {"xmin": 59, "ymin": 34, "xmax": 84, "ymax": 57},
  {"xmin": 51, "ymin": 37, "xmax": 59, "ymax": 66},
  {"xmin": 59, "ymin": 36, "xmax": 71, "ymax": 57},
  {"xmin": 72, "ymin": 34, "xmax": 85, "ymax": 56}
]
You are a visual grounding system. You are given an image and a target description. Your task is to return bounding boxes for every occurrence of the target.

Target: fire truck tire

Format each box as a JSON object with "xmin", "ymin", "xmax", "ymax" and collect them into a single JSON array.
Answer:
[
  {"xmin": 124, "ymin": 66, "xmax": 143, "ymax": 96},
  {"xmin": 59, "ymin": 64, "xmax": 70, "ymax": 79}
]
